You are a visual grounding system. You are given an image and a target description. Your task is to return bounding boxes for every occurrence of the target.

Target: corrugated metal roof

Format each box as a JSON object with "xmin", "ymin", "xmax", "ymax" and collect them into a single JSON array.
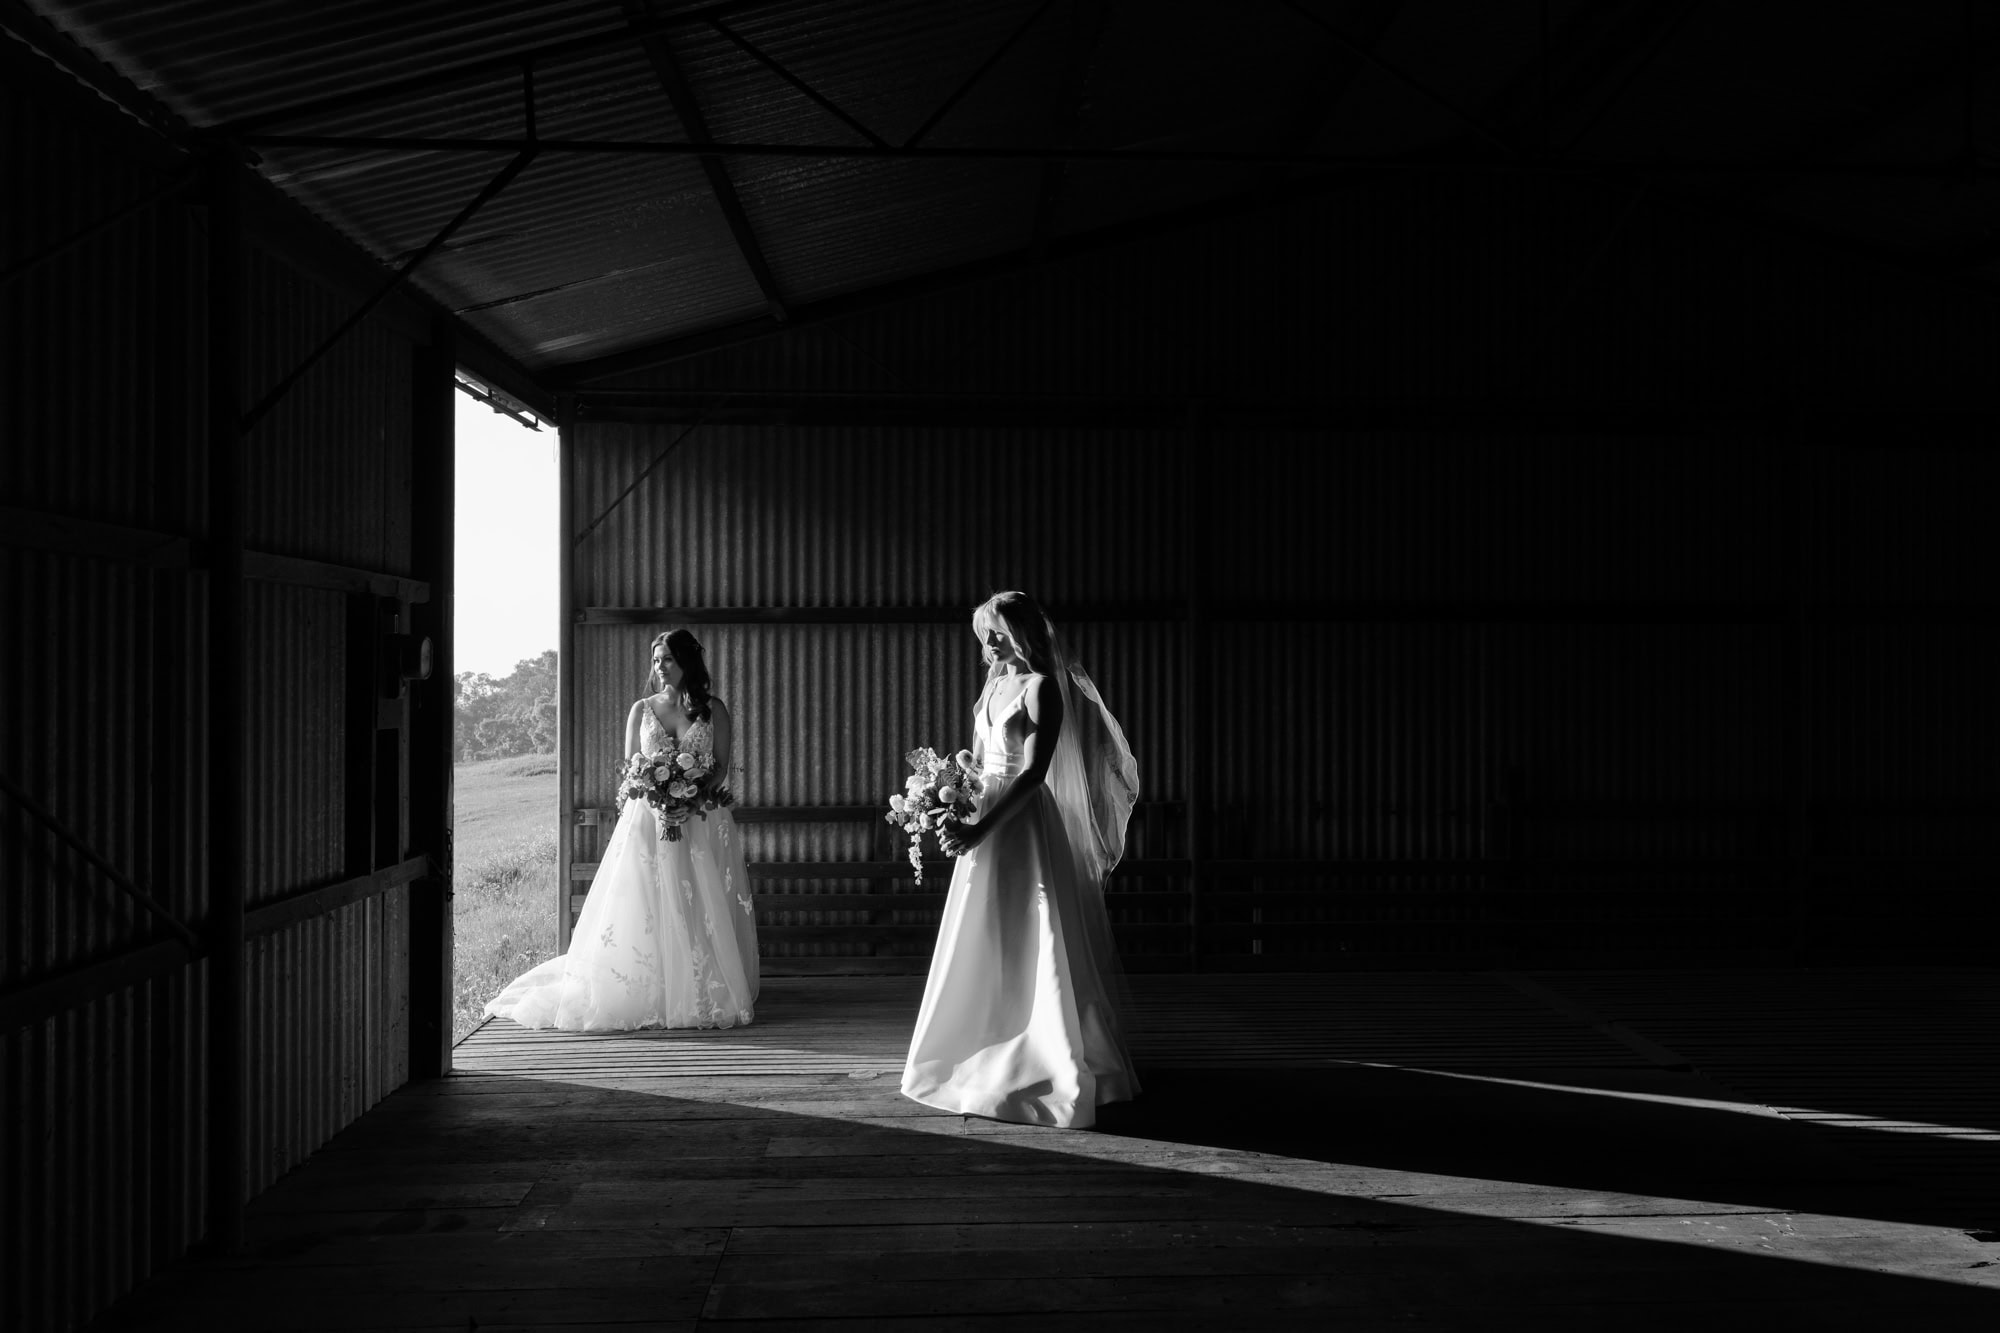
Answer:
[{"xmin": 22, "ymin": 0, "xmax": 2000, "ymax": 375}]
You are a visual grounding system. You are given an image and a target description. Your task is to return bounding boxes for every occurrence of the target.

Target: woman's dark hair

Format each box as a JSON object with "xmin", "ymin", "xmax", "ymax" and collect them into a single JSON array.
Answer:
[
  {"xmin": 650, "ymin": 629, "xmax": 713, "ymax": 722},
  {"xmin": 974, "ymin": 590, "xmax": 1057, "ymax": 676}
]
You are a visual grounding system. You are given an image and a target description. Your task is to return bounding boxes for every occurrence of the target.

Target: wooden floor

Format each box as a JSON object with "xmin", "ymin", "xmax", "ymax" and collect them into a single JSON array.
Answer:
[{"xmin": 97, "ymin": 970, "xmax": 2000, "ymax": 1331}]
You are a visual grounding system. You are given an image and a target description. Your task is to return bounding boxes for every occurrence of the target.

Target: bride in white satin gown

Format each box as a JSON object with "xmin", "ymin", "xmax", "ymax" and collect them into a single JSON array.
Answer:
[
  {"xmin": 485, "ymin": 630, "xmax": 759, "ymax": 1031},
  {"xmin": 903, "ymin": 591, "xmax": 1141, "ymax": 1128}
]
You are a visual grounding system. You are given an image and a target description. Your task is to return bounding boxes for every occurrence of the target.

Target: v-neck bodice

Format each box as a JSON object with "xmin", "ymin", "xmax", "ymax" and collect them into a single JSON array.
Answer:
[
  {"xmin": 976, "ymin": 674, "xmax": 1037, "ymax": 776},
  {"xmin": 640, "ymin": 700, "xmax": 713, "ymax": 760}
]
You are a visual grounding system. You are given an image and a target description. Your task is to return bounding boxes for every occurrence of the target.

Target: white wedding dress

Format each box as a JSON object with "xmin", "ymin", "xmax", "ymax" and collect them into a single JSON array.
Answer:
[
  {"xmin": 484, "ymin": 707, "xmax": 759, "ymax": 1030},
  {"xmin": 901, "ymin": 674, "xmax": 1140, "ymax": 1127}
]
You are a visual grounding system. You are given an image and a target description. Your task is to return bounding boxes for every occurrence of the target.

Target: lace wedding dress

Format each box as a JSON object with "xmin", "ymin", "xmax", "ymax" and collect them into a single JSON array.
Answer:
[
  {"xmin": 901, "ymin": 672, "xmax": 1140, "ymax": 1127},
  {"xmin": 484, "ymin": 706, "xmax": 759, "ymax": 1030}
]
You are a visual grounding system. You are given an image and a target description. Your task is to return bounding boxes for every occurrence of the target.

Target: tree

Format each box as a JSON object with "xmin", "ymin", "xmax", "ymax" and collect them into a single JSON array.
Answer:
[{"xmin": 455, "ymin": 650, "xmax": 558, "ymax": 761}]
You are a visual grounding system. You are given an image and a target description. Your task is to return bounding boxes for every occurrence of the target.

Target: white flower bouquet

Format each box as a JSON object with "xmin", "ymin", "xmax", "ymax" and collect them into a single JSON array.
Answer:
[
  {"xmin": 885, "ymin": 746, "xmax": 984, "ymax": 882},
  {"xmin": 617, "ymin": 746, "xmax": 733, "ymax": 842}
]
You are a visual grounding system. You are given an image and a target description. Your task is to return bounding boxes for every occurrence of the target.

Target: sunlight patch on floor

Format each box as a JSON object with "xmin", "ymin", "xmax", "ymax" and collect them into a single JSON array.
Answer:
[{"xmin": 1370, "ymin": 1063, "xmax": 2000, "ymax": 1141}]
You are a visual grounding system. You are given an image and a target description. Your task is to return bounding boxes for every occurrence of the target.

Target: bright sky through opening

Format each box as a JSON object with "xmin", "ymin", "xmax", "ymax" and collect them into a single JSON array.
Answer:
[{"xmin": 454, "ymin": 390, "xmax": 557, "ymax": 679}]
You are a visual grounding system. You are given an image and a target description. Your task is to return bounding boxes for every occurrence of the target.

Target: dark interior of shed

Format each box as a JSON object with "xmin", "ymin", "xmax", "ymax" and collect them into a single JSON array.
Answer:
[{"xmin": 4, "ymin": 3, "xmax": 1998, "ymax": 1329}]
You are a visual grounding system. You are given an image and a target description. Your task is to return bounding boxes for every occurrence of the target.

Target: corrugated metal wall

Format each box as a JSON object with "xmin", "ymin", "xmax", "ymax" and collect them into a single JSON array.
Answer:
[
  {"xmin": 562, "ymin": 426, "xmax": 1193, "ymax": 967},
  {"xmin": 3, "ymin": 54, "xmax": 431, "ymax": 1333},
  {"xmin": 2, "ymin": 55, "xmax": 212, "ymax": 1333},
  {"xmin": 570, "ymin": 177, "xmax": 1999, "ymax": 971}
]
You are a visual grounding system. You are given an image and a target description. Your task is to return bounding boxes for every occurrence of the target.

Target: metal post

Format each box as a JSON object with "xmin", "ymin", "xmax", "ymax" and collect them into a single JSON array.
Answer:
[
  {"xmin": 203, "ymin": 150, "xmax": 246, "ymax": 1254},
  {"xmin": 556, "ymin": 393, "xmax": 578, "ymax": 951},
  {"xmin": 408, "ymin": 319, "xmax": 457, "ymax": 1077},
  {"xmin": 1184, "ymin": 402, "xmax": 1208, "ymax": 970}
]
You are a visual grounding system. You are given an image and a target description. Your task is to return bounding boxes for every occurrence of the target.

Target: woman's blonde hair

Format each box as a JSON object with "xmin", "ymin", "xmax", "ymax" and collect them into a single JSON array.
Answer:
[{"xmin": 973, "ymin": 590, "xmax": 1057, "ymax": 677}]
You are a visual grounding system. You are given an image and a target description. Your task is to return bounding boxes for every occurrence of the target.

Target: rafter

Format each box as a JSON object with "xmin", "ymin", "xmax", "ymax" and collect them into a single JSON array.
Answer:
[
  {"xmin": 194, "ymin": 0, "xmax": 774, "ymax": 137},
  {"xmin": 706, "ymin": 14, "xmax": 890, "ymax": 147},
  {"xmin": 624, "ymin": 1, "xmax": 788, "ymax": 322},
  {"xmin": 1263, "ymin": 0, "xmax": 1409, "ymax": 165},
  {"xmin": 1445, "ymin": 1, "xmax": 1696, "ymax": 160},
  {"xmin": 905, "ymin": 0, "xmax": 1057, "ymax": 149},
  {"xmin": 550, "ymin": 175, "xmax": 1372, "ymax": 386},
  {"xmin": 547, "ymin": 162, "xmax": 2000, "ymax": 388},
  {"xmin": 1281, "ymin": 0, "xmax": 1517, "ymax": 158},
  {"xmin": 234, "ymin": 132, "xmax": 1992, "ymax": 178}
]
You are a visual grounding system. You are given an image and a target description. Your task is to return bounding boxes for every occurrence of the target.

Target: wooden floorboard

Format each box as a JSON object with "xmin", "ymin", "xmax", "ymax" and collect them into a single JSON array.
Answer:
[{"xmin": 89, "ymin": 970, "xmax": 2000, "ymax": 1331}]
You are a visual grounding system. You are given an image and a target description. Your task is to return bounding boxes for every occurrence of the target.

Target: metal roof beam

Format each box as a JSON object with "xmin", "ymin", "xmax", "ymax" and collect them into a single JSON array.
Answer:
[
  {"xmin": 1254, "ymin": 0, "xmax": 1408, "ymax": 189},
  {"xmin": 1445, "ymin": 1, "xmax": 1695, "ymax": 160},
  {"xmin": 705, "ymin": 14, "xmax": 889, "ymax": 147},
  {"xmin": 0, "ymin": 0, "xmax": 185, "ymax": 142},
  {"xmin": 550, "ymin": 173, "xmax": 1381, "ymax": 385},
  {"xmin": 1558, "ymin": 0, "xmax": 1707, "ymax": 156},
  {"xmin": 193, "ymin": 0, "xmax": 773, "ymax": 137},
  {"xmin": 548, "ymin": 162, "xmax": 2000, "ymax": 386},
  {"xmin": 233, "ymin": 131, "xmax": 1997, "ymax": 178},
  {"xmin": 905, "ymin": 0, "xmax": 1057, "ymax": 149},
  {"xmin": 624, "ymin": 2, "xmax": 788, "ymax": 323},
  {"xmin": 1281, "ymin": 0, "xmax": 1518, "ymax": 158},
  {"xmin": 240, "ymin": 147, "xmax": 539, "ymax": 433}
]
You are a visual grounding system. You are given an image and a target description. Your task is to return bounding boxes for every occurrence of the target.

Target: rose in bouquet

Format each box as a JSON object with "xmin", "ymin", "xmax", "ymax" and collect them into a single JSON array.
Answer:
[
  {"xmin": 884, "ymin": 746, "xmax": 984, "ymax": 883},
  {"xmin": 616, "ymin": 745, "xmax": 734, "ymax": 842}
]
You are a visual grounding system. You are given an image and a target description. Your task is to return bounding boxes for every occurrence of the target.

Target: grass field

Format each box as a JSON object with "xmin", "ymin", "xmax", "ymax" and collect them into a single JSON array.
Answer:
[{"xmin": 451, "ymin": 754, "xmax": 559, "ymax": 1043}]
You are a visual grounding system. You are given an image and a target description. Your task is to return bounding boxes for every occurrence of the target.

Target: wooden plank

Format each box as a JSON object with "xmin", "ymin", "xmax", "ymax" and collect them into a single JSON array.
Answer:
[
  {"xmin": 0, "ymin": 937, "xmax": 196, "ymax": 1030},
  {"xmin": 243, "ymin": 855, "xmax": 431, "ymax": 938},
  {"xmin": 0, "ymin": 504, "xmax": 192, "ymax": 567},
  {"xmin": 242, "ymin": 549, "xmax": 428, "ymax": 603},
  {"xmin": 90, "ymin": 970, "xmax": 2000, "ymax": 1330}
]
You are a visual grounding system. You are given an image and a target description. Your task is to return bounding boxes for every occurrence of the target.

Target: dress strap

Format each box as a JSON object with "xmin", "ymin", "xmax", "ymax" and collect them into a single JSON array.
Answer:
[{"xmin": 643, "ymin": 695, "xmax": 673, "ymax": 742}]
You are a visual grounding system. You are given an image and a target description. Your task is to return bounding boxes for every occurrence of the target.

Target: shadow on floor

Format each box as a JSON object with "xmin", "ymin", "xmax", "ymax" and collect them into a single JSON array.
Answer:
[
  {"xmin": 91, "ymin": 1068, "xmax": 2000, "ymax": 1332},
  {"xmin": 1099, "ymin": 1063, "xmax": 2000, "ymax": 1236}
]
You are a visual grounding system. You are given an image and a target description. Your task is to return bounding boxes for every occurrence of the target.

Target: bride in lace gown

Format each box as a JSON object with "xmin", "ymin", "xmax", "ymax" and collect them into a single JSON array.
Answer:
[
  {"xmin": 484, "ymin": 630, "xmax": 759, "ymax": 1031},
  {"xmin": 903, "ymin": 591, "xmax": 1141, "ymax": 1127}
]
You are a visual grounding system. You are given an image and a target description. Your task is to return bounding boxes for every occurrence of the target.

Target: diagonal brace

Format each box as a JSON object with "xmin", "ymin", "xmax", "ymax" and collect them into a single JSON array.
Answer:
[
  {"xmin": 708, "ymin": 15, "xmax": 889, "ymax": 148},
  {"xmin": 0, "ymin": 768, "xmax": 201, "ymax": 949},
  {"xmin": 1282, "ymin": 0, "xmax": 1517, "ymax": 157},
  {"xmin": 627, "ymin": 2, "xmax": 788, "ymax": 322},
  {"xmin": 1, "ymin": 165, "xmax": 198, "ymax": 291},
  {"xmin": 906, "ymin": 0, "xmax": 1057, "ymax": 150},
  {"xmin": 239, "ymin": 146, "xmax": 537, "ymax": 434}
]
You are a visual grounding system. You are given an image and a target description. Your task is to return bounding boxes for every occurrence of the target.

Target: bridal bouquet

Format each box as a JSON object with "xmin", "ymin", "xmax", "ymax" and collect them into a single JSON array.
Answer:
[
  {"xmin": 617, "ymin": 747, "xmax": 733, "ymax": 842},
  {"xmin": 885, "ymin": 746, "xmax": 984, "ymax": 882}
]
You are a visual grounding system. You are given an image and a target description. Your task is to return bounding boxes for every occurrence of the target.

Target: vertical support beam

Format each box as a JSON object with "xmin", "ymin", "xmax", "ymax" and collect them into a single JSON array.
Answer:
[
  {"xmin": 556, "ymin": 393, "xmax": 578, "ymax": 952},
  {"xmin": 202, "ymin": 150, "xmax": 247, "ymax": 1254},
  {"xmin": 407, "ymin": 319, "xmax": 457, "ymax": 1078},
  {"xmin": 344, "ymin": 594, "xmax": 379, "ymax": 876},
  {"xmin": 1183, "ymin": 402, "xmax": 1208, "ymax": 970},
  {"xmin": 149, "ymin": 172, "xmax": 193, "ymax": 1257}
]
